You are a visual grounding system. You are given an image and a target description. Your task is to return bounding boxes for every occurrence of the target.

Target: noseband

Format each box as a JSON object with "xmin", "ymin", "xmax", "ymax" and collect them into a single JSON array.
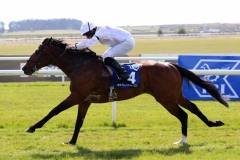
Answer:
[{"xmin": 24, "ymin": 59, "xmax": 39, "ymax": 73}]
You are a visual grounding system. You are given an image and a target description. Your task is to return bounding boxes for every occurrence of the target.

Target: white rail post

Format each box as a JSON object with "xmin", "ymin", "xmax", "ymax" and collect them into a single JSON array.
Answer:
[
  {"xmin": 61, "ymin": 76, "xmax": 65, "ymax": 86},
  {"xmin": 112, "ymin": 101, "xmax": 117, "ymax": 124}
]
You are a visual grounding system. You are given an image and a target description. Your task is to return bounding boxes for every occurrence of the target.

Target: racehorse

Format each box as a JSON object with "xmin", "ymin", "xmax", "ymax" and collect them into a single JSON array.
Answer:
[{"xmin": 22, "ymin": 37, "xmax": 229, "ymax": 145}]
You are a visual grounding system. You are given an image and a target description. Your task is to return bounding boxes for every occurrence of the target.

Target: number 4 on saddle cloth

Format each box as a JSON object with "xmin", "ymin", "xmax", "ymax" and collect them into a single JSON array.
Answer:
[
  {"xmin": 110, "ymin": 63, "xmax": 141, "ymax": 87},
  {"xmin": 107, "ymin": 63, "xmax": 141, "ymax": 101}
]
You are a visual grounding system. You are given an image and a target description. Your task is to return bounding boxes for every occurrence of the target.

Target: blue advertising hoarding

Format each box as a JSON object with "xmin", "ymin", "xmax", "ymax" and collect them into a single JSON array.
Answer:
[{"xmin": 178, "ymin": 55, "xmax": 240, "ymax": 100}]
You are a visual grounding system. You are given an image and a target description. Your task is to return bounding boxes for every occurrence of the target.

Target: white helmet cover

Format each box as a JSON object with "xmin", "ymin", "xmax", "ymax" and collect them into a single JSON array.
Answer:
[{"xmin": 80, "ymin": 22, "xmax": 96, "ymax": 35}]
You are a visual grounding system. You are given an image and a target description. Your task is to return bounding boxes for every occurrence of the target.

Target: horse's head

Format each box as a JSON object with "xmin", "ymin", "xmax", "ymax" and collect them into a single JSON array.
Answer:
[
  {"xmin": 23, "ymin": 37, "xmax": 100, "ymax": 76},
  {"xmin": 22, "ymin": 37, "xmax": 65, "ymax": 75}
]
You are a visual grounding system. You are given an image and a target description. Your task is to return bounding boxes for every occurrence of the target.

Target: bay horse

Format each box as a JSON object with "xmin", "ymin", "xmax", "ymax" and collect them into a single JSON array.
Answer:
[{"xmin": 22, "ymin": 37, "xmax": 229, "ymax": 145}]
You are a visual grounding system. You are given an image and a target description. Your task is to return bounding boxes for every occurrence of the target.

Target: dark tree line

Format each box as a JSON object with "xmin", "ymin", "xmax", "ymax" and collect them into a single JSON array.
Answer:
[{"xmin": 1, "ymin": 19, "xmax": 82, "ymax": 32}]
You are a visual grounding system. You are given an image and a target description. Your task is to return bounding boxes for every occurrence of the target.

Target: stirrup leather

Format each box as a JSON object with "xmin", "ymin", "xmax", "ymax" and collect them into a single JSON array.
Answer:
[{"xmin": 109, "ymin": 86, "xmax": 117, "ymax": 102}]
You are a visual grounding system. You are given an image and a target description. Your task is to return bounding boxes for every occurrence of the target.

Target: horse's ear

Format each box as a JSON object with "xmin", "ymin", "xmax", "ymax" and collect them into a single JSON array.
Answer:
[
  {"xmin": 44, "ymin": 37, "xmax": 52, "ymax": 45},
  {"xmin": 47, "ymin": 37, "xmax": 52, "ymax": 45}
]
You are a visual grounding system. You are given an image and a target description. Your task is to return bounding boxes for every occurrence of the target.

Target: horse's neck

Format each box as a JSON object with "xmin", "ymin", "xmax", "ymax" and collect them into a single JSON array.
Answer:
[
  {"xmin": 53, "ymin": 52, "xmax": 101, "ymax": 77},
  {"xmin": 50, "ymin": 52, "xmax": 75, "ymax": 77}
]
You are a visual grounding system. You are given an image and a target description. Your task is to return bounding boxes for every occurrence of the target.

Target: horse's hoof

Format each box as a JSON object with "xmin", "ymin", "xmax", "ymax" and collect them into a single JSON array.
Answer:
[
  {"xmin": 62, "ymin": 142, "xmax": 76, "ymax": 145},
  {"xmin": 216, "ymin": 120, "xmax": 224, "ymax": 126},
  {"xmin": 174, "ymin": 140, "xmax": 187, "ymax": 145},
  {"xmin": 26, "ymin": 127, "xmax": 35, "ymax": 133}
]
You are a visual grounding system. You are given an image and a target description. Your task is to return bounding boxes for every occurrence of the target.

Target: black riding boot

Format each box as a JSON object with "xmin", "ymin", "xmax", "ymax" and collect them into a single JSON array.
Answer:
[{"xmin": 104, "ymin": 57, "xmax": 129, "ymax": 83}]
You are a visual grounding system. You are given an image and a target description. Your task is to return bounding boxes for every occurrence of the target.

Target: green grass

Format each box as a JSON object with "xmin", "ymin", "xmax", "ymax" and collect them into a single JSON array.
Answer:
[
  {"xmin": 0, "ymin": 44, "xmax": 39, "ymax": 55},
  {"xmin": 1, "ymin": 37, "xmax": 240, "ymax": 55},
  {"xmin": 133, "ymin": 38, "xmax": 240, "ymax": 54},
  {"xmin": 0, "ymin": 82, "xmax": 239, "ymax": 160}
]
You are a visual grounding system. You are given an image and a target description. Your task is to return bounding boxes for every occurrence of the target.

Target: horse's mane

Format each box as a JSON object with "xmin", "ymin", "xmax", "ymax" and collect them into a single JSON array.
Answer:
[
  {"xmin": 49, "ymin": 38, "xmax": 68, "ymax": 49},
  {"xmin": 45, "ymin": 38, "xmax": 100, "ymax": 58}
]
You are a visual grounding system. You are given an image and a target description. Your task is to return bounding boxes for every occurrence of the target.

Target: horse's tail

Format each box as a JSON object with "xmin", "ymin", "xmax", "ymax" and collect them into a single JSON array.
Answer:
[{"xmin": 171, "ymin": 63, "xmax": 229, "ymax": 107}]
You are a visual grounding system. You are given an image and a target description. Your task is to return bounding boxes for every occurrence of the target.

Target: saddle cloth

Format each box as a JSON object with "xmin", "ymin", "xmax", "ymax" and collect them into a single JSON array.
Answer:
[{"xmin": 108, "ymin": 63, "xmax": 141, "ymax": 88}]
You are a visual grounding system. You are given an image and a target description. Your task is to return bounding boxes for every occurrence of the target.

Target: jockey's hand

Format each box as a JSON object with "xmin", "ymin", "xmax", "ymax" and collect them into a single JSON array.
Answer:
[{"xmin": 65, "ymin": 45, "xmax": 76, "ymax": 50}]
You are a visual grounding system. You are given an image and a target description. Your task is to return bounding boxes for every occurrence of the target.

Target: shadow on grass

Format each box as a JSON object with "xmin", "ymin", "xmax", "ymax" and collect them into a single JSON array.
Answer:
[{"xmin": 31, "ymin": 144, "xmax": 194, "ymax": 160}]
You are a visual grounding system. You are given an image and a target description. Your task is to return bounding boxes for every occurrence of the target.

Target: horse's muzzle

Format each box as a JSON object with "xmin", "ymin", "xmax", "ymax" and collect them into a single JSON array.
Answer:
[{"xmin": 22, "ymin": 66, "xmax": 37, "ymax": 75}]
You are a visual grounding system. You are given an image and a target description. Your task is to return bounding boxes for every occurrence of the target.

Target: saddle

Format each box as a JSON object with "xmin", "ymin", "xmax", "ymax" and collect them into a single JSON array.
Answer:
[{"xmin": 106, "ymin": 63, "xmax": 141, "ymax": 101}]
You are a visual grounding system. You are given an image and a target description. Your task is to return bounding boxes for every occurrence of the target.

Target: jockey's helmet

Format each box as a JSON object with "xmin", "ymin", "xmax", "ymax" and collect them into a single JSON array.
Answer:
[{"xmin": 80, "ymin": 22, "xmax": 97, "ymax": 38}]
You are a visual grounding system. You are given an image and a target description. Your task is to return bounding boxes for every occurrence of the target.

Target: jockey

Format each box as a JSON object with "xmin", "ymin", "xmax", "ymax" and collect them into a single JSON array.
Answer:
[{"xmin": 66, "ymin": 21, "xmax": 135, "ymax": 83}]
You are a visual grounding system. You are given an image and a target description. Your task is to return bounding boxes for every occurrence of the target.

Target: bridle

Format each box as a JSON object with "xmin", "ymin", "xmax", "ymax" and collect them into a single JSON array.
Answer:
[
  {"xmin": 26, "ymin": 43, "xmax": 66, "ymax": 73},
  {"xmin": 25, "ymin": 46, "xmax": 48, "ymax": 73}
]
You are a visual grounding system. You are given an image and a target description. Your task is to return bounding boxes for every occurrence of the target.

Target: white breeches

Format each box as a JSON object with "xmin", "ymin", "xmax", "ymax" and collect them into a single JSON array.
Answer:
[{"xmin": 102, "ymin": 37, "xmax": 135, "ymax": 59}]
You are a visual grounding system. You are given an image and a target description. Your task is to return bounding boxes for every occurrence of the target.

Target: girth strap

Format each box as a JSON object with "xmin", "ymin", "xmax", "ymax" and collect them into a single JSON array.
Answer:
[{"xmin": 105, "ymin": 65, "xmax": 117, "ymax": 101}]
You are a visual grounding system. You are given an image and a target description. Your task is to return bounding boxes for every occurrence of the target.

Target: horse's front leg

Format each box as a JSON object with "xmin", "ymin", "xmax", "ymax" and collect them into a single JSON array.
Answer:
[
  {"xmin": 66, "ymin": 102, "xmax": 91, "ymax": 145},
  {"xmin": 26, "ymin": 94, "xmax": 78, "ymax": 133}
]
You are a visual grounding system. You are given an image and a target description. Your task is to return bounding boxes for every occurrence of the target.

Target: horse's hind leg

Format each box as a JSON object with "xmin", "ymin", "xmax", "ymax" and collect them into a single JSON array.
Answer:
[
  {"xmin": 178, "ymin": 95, "xmax": 224, "ymax": 127},
  {"xmin": 160, "ymin": 102, "xmax": 188, "ymax": 144}
]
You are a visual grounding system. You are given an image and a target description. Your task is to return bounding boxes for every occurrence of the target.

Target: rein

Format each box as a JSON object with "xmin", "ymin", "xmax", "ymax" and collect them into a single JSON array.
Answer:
[
  {"xmin": 48, "ymin": 49, "xmax": 67, "ymax": 65},
  {"xmin": 31, "ymin": 39, "xmax": 101, "ymax": 73}
]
